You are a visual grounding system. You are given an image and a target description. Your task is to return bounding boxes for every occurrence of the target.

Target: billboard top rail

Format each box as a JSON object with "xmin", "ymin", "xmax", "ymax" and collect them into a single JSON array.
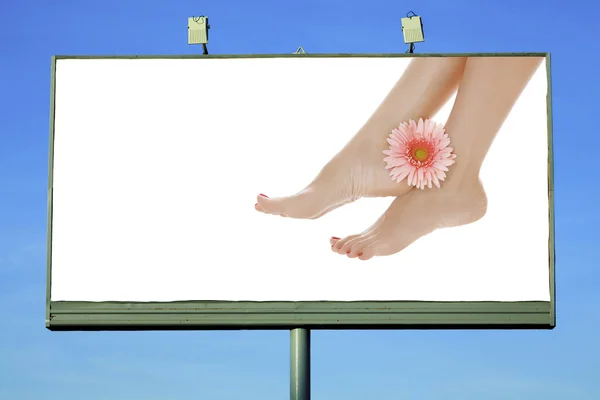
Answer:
[{"xmin": 52, "ymin": 52, "xmax": 550, "ymax": 60}]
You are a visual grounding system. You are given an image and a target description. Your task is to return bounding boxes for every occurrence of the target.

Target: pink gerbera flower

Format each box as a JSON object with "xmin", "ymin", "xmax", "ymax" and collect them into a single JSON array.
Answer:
[{"xmin": 383, "ymin": 118, "xmax": 456, "ymax": 189}]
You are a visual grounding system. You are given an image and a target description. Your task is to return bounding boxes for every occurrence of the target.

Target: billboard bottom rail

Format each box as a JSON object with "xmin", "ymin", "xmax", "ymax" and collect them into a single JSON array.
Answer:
[{"xmin": 47, "ymin": 301, "xmax": 553, "ymax": 330}]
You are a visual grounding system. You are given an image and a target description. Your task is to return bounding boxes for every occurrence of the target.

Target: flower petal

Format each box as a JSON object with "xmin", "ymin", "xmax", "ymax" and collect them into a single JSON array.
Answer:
[
  {"xmin": 433, "ymin": 124, "xmax": 445, "ymax": 140},
  {"xmin": 409, "ymin": 119, "xmax": 418, "ymax": 134},
  {"xmin": 438, "ymin": 137, "xmax": 451, "ymax": 149},
  {"xmin": 432, "ymin": 173, "xmax": 440, "ymax": 188},
  {"xmin": 416, "ymin": 118, "xmax": 425, "ymax": 136},
  {"xmin": 387, "ymin": 157, "xmax": 409, "ymax": 168},
  {"xmin": 434, "ymin": 162, "xmax": 449, "ymax": 172},
  {"xmin": 387, "ymin": 137, "xmax": 399, "ymax": 146},
  {"xmin": 407, "ymin": 169, "xmax": 415, "ymax": 186},
  {"xmin": 438, "ymin": 158, "xmax": 455, "ymax": 166},
  {"xmin": 423, "ymin": 119, "xmax": 433, "ymax": 140}
]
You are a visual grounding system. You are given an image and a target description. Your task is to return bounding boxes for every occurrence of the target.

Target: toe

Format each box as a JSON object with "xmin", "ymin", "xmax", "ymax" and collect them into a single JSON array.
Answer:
[
  {"xmin": 358, "ymin": 249, "xmax": 375, "ymax": 260},
  {"xmin": 356, "ymin": 242, "xmax": 378, "ymax": 260},
  {"xmin": 256, "ymin": 193, "xmax": 285, "ymax": 216},
  {"xmin": 341, "ymin": 236, "xmax": 366, "ymax": 256},
  {"xmin": 332, "ymin": 234, "xmax": 360, "ymax": 254},
  {"xmin": 330, "ymin": 236, "xmax": 341, "ymax": 247},
  {"xmin": 347, "ymin": 237, "xmax": 373, "ymax": 258}
]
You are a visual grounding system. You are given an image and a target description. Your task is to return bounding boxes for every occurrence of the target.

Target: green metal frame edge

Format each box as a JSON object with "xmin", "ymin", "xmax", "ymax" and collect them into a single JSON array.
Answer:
[
  {"xmin": 46, "ymin": 56, "xmax": 57, "ymax": 329},
  {"xmin": 545, "ymin": 53, "xmax": 556, "ymax": 328}
]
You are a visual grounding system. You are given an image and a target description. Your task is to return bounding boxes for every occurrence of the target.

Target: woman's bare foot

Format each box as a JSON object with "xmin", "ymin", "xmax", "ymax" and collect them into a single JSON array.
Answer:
[
  {"xmin": 329, "ymin": 56, "xmax": 544, "ymax": 260},
  {"xmin": 330, "ymin": 179, "xmax": 488, "ymax": 260},
  {"xmin": 255, "ymin": 57, "xmax": 467, "ymax": 219},
  {"xmin": 255, "ymin": 133, "xmax": 416, "ymax": 219}
]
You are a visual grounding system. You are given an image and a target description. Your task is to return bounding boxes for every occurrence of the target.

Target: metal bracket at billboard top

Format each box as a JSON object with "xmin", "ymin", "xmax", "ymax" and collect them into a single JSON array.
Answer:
[{"xmin": 293, "ymin": 46, "xmax": 307, "ymax": 54}]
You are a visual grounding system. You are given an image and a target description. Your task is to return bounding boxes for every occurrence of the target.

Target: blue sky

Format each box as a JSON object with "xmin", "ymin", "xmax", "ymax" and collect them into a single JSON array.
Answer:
[{"xmin": 1, "ymin": 0, "xmax": 599, "ymax": 399}]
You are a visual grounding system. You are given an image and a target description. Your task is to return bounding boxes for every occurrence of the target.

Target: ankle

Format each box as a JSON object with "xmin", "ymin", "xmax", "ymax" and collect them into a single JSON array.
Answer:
[
  {"xmin": 446, "ymin": 177, "xmax": 487, "ymax": 215},
  {"xmin": 439, "ymin": 156, "xmax": 480, "ymax": 190}
]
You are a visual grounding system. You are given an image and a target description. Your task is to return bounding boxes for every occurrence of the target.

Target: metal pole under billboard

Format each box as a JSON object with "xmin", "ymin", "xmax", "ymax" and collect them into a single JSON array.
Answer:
[{"xmin": 290, "ymin": 328, "xmax": 311, "ymax": 400}]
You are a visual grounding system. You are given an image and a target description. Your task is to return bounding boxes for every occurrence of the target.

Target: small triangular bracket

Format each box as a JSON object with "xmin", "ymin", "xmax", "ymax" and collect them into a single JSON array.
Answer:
[{"xmin": 293, "ymin": 46, "xmax": 307, "ymax": 54}]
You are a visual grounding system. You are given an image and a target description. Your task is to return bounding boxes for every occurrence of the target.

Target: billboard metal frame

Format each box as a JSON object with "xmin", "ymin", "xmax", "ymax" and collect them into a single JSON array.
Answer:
[{"xmin": 46, "ymin": 53, "xmax": 555, "ymax": 331}]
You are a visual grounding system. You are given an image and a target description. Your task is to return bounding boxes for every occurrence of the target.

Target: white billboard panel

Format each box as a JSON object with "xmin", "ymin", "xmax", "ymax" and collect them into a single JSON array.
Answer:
[{"xmin": 47, "ymin": 54, "xmax": 554, "ymax": 329}]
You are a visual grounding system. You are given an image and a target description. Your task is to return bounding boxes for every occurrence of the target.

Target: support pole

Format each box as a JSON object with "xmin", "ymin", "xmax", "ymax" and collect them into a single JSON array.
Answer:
[{"xmin": 290, "ymin": 328, "xmax": 310, "ymax": 400}]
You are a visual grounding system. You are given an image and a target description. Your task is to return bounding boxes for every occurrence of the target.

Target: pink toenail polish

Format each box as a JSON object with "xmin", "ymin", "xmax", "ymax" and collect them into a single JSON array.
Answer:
[
  {"xmin": 259, "ymin": 193, "xmax": 269, "ymax": 198},
  {"xmin": 358, "ymin": 253, "xmax": 363, "ymax": 257},
  {"xmin": 346, "ymin": 250, "xmax": 351, "ymax": 254},
  {"xmin": 332, "ymin": 236, "xmax": 340, "ymax": 240}
]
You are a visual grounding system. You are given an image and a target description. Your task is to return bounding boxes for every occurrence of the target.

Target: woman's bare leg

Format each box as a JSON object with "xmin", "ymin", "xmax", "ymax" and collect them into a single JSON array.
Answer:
[
  {"xmin": 256, "ymin": 57, "xmax": 467, "ymax": 219},
  {"xmin": 331, "ymin": 56, "xmax": 544, "ymax": 260}
]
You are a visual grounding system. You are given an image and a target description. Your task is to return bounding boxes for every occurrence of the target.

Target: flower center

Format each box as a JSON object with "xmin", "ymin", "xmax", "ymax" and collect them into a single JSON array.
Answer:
[{"xmin": 414, "ymin": 148, "xmax": 428, "ymax": 161}]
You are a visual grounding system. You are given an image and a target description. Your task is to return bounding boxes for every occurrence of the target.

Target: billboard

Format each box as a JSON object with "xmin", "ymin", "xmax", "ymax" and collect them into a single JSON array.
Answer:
[{"xmin": 46, "ymin": 54, "xmax": 555, "ymax": 330}]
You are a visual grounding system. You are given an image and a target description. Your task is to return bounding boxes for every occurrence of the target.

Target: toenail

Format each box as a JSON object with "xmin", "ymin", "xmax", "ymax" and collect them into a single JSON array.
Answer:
[
  {"xmin": 358, "ymin": 253, "xmax": 363, "ymax": 256},
  {"xmin": 346, "ymin": 250, "xmax": 350, "ymax": 254},
  {"xmin": 259, "ymin": 193, "xmax": 269, "ymax": 198},
  {"xmin": 332, "ymin": 236, "xmax": 340, "ymax": 240}
]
